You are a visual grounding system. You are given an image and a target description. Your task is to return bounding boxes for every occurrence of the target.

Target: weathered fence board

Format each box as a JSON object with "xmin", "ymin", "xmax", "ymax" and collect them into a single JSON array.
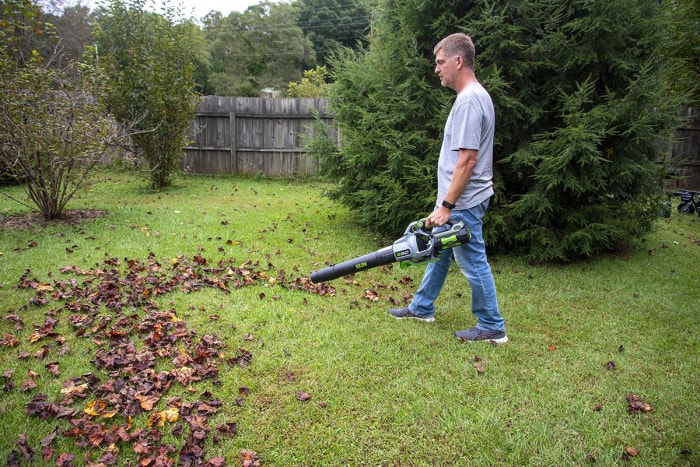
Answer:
[
  {"xmin": 667, "ymin": 107, "xmax": 700, "ymax": 190},
  {"xmin": 182, "ymin": 97, "xmax": 337, "ymax": 176}
]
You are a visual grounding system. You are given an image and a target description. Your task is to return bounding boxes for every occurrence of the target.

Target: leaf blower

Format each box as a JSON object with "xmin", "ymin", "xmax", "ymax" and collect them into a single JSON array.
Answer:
[{"xmin": 310, "ymin": 220, "xmax": 472, "ymax": 283}]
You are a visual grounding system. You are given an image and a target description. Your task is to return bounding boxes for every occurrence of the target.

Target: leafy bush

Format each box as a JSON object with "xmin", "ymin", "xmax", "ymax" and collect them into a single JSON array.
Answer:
[
  {"xmin": 95, "ymin": 0, "xmax": 200, "ymax": 189},
  {"xmin": 287, "ymin": 66, "xmax": 330, "ymax": 98},
  {"xmin": 0, "ymin": 0, "xmax": 118, "ymax": 219}
]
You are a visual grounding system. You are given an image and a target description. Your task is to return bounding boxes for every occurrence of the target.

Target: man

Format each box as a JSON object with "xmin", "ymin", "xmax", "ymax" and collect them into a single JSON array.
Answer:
[{"xmin": 388, "ymin": 33, "xmax": 507, "ymax": 344}]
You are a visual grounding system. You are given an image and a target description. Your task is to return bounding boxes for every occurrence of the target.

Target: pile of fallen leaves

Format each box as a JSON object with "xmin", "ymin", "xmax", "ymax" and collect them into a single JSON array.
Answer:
[{"xmin": 3, "ymin": 252, "xmax": 332, "ymax": 466}]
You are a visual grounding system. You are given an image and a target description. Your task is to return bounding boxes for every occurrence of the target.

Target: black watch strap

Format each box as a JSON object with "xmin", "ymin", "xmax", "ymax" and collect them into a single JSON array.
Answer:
[{"xmin": 441, "ymin": 199, "xmax": 456, "ymax": 210}]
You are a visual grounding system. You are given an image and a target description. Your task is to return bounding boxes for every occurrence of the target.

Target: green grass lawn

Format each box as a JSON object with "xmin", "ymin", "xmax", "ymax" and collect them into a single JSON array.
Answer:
[{"xmin": 1, "ymin": 171, "xmax": 698, "ymax": 466}]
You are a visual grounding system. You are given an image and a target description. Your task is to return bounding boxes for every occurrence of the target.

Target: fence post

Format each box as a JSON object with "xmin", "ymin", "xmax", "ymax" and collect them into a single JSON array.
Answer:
[{"xmin": 230, "ymin": 112, "xmax": 237, "ymax": 174}]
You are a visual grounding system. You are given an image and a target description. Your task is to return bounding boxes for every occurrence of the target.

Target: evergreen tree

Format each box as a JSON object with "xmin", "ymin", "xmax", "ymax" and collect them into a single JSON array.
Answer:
[
  {"xmin": 326, "ymin": 0, "xmax": 688, "ymax": 260},
  {"xmin": 480, "ymin": 0, "xmax": 685, "ymax": 260},
  {"xmin": 325, "ymin": 34, "xmax": 441, "ymax": 234}
]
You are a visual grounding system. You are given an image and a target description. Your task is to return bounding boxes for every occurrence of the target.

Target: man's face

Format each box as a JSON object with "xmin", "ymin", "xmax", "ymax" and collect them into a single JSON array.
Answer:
[{"xmin": 434, "ymin": 49, "xmax": 460, "ymax": 90}]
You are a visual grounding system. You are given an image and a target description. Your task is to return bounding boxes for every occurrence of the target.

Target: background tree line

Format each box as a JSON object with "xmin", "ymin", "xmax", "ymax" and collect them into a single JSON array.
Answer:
[{"xmin": 27, "ymin": 0, "xmax": 376, "ymax": 96}]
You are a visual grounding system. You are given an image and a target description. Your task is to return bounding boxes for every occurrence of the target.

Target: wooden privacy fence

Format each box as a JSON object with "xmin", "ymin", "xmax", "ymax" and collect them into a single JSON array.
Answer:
[
  {"xmin": 182, "ymin": 97, "xmax": 338, "ymax": 176},
  {"xmin": 183, "ymin": 98, "xmax": 699, "ymax": 187}
]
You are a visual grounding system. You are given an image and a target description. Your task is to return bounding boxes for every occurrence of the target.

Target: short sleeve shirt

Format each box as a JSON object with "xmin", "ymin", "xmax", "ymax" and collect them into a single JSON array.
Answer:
[{"xmin": 437, "ymin": 82, "xmax": 495, "ymax": 209}]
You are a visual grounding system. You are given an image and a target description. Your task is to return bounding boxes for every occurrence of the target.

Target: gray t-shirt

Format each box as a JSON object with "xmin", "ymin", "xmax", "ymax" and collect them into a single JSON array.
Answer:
[{"xmin": 437, "ymin": 82, "xmax": 495, "ymax": 209}]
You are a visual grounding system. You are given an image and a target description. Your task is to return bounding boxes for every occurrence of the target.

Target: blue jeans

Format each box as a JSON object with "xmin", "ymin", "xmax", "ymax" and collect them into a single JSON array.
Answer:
[{"xmin": 408, "ymin": 198, "xmax": 505, "ymax": 332}]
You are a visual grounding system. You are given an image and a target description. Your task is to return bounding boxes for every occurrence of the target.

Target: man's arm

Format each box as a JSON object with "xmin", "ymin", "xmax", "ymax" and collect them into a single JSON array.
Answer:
[{"xmin": 427, "ymin": 148, "xmax": 478, "ymax": 227}]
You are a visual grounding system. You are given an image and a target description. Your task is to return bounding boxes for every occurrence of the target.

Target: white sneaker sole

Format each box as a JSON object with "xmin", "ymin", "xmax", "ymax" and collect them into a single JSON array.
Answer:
[
  {"xmin": 456, "ymin": 334, "xmax": 508, "ymax": 344},
  {"xmin": 393, "ymin": 315, "xmax": 435, "ymax": 323}
]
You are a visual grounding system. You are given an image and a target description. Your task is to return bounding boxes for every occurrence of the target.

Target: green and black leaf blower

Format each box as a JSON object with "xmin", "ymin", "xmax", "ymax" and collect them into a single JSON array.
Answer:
[{"xmin": 310, "ymin": 220, "xmax": 472, "ymax": 283}]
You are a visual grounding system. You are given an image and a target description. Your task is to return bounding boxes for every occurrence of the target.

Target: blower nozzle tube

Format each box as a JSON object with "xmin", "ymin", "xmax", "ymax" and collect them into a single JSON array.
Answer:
[{"xmin": 310, "ymin": 246, "xmax": 396, "ymax": 283}]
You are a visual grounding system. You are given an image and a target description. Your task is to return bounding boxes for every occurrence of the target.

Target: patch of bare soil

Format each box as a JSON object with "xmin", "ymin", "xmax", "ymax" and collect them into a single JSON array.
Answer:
[{"xmin": 0, "ymin": 209, "xmax": 108, "ymax": 230}]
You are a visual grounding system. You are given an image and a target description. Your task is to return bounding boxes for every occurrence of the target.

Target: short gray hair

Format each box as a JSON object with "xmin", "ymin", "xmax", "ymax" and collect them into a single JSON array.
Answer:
[{"xmin": 434, "ymin": 33, "xmax": 475, "ymax": 69}]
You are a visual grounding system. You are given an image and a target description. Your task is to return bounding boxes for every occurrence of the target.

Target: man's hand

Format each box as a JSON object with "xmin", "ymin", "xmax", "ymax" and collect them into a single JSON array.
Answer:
[{"xmin": 426, "ymin": 206, "xmax": 452, "ymax": 228}]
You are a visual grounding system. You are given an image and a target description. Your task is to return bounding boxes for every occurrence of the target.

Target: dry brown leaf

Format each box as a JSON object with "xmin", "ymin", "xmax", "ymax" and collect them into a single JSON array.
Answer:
[{"xmin": 627, "ymin": 393, "xmax": 652, "ymax": 413}]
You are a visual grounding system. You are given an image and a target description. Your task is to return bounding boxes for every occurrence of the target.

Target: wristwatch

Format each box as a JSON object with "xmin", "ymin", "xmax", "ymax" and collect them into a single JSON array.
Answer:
[{"xmin": 441, "ymin": 199, "xmax": 456, "ymax": 210}]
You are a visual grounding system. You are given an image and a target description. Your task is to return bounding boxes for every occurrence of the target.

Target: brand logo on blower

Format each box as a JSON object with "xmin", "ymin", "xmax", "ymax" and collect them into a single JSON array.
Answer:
[{"xmin": 395, "ymin": 249, "xmax": 411, "ymax": 258}]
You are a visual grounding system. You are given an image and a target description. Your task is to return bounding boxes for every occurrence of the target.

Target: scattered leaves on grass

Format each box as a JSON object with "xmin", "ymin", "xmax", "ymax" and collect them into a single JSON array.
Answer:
[
  {"xmin": 6, "ymin": 250, "xmax": 331, "ymax": 465},
  {"xmin": 20, "ymin": 371, "xmax": 39, "ymax": 392},
  {"xmin": 627, "ymin": 393, "xmax": 652, "ymax": 413},
  {"xmin": 149, "ymin": 407, "xmax": 181, "ymax": 427},
  {"xmin": 15, "ymin": 433, "xmax": 35, "ymax": 463},
  {"xmin": 241, "ymin": 449, "xmax": 260, "ymax": 467},
  {"xmin": 55, "ymin": 452, "xmax": 76, "ymax": 466},
  {"xmin": 2, "ymin": 333, "xmax": 20, "ymax": 347},
  {"xmin": 215, "ymin": 422, "xmax": 237, "ymax": 437},
  {"xmin": 625, "ymin": 446, "xmax": 640, "ymax": 456},
  {"xmin": 398, "ymin": 275, "xmax": 413, "ymax": 285},
  {"xmin": 40, "ymin": 427, "xmax": 59, "ymax": 462},
  {"xmin": 227, "ymin": 348, "xmax": 253, "ymax": 368},
  {"xmin": 207, "ymin": 456, "xmax": 226, "ymax": 466},
  {"xmin": 296, "ymin": 391, "xmax": 313, "ymax": 401},
  {"xmin": 7, "ymin": 313, "xmax": 24, "ymax": 330},
  {"xmin": 622, "ymin": 446, "xmax": 640, "ymax": 461},
  {"xmin": 364, "ymin": 289, "xmax": 380, "ymax": 302}
]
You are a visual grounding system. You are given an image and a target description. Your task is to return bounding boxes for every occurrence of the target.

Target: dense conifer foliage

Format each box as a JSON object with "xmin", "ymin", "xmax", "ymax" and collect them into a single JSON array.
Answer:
[{"xmin": 326, "ymin": 0, "xmax": 689, "ymax": 260}]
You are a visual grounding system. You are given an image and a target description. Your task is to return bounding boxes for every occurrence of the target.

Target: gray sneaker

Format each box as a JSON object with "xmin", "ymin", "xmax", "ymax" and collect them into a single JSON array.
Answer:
[
  {"xmin": 388, "ymin": 307, "xmax": 435, "ymax": 323},
  {"xmin": 455, "ymin": 327, "xmax": 508, "ymax": 344}
]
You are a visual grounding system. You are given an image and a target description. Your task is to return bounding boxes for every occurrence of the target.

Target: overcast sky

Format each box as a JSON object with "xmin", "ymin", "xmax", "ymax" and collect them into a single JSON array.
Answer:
[
  {"xmin": 64, "ymin": 1, "xmax": 283, "ymax": 20},
  {"xmin": 179, "ymin": 0, "xmax": 282, "ymax": 19}
]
